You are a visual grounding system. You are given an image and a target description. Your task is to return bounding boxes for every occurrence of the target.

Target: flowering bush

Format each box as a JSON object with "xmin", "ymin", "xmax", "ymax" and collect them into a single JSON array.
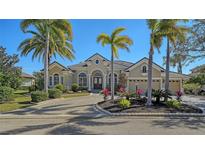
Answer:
[
  {"xmin": 176, "ymin": 90, "xmax": 183, "ymax": 101},
  {"xmin": 102, "ymin": 88, "xmax": 110, "ymax": 100},
  {"xmin": 118, "ymin": 86, "xmax": 126, "ymax": 97},
  {"xmin": 136, "ymin": 89, "xmax": 144, "ymax": 98}
]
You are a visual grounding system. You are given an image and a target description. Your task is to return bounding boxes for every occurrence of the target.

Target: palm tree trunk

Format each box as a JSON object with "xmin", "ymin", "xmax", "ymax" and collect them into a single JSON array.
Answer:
[
  {"xmin": 178, "ymin": 61, "xmax": 182, "ymax": 74},
  {"xmin": 111, "ymin": 47, "xmax": 114, "ymax": 101},
  {"xmin": 165, "ymin": 38, "xmax": 170, "ymax": 102},
  {"xmin": 146, "ymin": 47, "xmax": 153, "ymax": 106},
  {"xmin": 44, "ymin": 31, "xmax": 49, "ymax": 93}
]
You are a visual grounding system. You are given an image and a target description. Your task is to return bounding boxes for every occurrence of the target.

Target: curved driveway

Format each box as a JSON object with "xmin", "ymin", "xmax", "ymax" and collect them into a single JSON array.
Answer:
[
  {"xmin": 1, "ymin": 95, "xmax": 205, "ymax": 135},
  {"xmin": 2, "ymin": 94, "xmax": 104, "ymax": 117}
]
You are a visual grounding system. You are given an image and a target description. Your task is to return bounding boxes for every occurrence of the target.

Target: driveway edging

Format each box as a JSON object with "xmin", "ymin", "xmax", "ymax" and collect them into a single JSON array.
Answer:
[{"xmin": 95, "ymin": 102, "xmax": 205, "ymax": 117}]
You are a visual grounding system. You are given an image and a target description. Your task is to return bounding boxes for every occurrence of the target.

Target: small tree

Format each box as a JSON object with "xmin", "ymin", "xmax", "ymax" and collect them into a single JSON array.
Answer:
[
  {"xmin": 0, "ymin": 46, "xmax": 22, "ymax": 89},
  {"xmin": 33, "ymin": 71, "xmax": 44, "ymax": 90}
]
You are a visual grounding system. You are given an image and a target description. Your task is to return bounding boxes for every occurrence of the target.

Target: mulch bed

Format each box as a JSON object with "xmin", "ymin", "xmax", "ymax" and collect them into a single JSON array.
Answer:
[{"xmin": 98, "ymin": 99, "xmax": 203, "ymax": 114}]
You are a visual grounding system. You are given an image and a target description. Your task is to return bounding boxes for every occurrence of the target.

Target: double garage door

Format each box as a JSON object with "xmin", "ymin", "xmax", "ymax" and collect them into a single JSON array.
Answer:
[{"xmin": 128, "ymin": 79, "xmax": 180, "ymax": 95}]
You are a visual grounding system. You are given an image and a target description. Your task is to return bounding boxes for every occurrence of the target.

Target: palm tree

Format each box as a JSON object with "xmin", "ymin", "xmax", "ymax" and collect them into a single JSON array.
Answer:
[
  {"xmin": 160, "ymin": 19, "xmax": 189, "ymax": 101},
  {"xmin": 19, "ymin": 19, "xmax": 74, "ymax": 92},
  {"xmin": 97, "ymin": 27, "xmax": 133, "ymax": 101},
  {"xmin": 146, "ymin": 19, "xmax": 163, "ymax": 106}
]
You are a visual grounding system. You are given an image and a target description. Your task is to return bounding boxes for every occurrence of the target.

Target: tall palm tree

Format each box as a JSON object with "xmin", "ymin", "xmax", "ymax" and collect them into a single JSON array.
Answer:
[
  {"xmin": 160, "ymin": 19, "xmax": 189, "ymax": 101},
  {"xmin": 146, "ymin": 20, "xmax": 163, "ymax": 106},
  {"xmin": 97, "ymin": 27, "xmax": 133, "ymax": 101},
  {"xmin": 19, "ymin": 19, "xmax": 74, "ymax": 92}
]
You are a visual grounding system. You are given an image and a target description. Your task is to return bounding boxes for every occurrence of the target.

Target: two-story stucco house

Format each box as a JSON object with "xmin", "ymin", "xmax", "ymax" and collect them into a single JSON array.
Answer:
[{"xmin": 46, "ymin": 53, "xmax": 189, "ymax": 94}]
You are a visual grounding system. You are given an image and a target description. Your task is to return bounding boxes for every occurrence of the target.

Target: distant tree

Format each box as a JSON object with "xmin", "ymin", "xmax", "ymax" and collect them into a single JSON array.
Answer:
[
  {"xmin": 163, "ymin": 41, "xmax": 190, "ymax": 74},
  {"xmin": 0, "ymin": 46, "xmax": 22, "ymax": 89},
  {"xmin": 187, "ymin": 74, "xmax": 205, "ymax": 87},
  {"xmin": 33, "ymin": 71, "xmax": 44, "ymax": 90}
]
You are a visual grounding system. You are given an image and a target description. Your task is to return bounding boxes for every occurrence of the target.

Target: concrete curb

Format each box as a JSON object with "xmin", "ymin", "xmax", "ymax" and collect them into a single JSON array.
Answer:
[{"xmin": 95, "ymin": 102, "xmax": 205, "ymax": 117}]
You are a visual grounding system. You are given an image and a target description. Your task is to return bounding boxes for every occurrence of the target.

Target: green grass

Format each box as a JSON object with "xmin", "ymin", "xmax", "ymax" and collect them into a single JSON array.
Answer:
[
  {"xmin": 0, "ymin": 90, "xmax": 32, "ymax": 113},
  {"xmin": 62, "ymin": 92, "xmax": 90, "ymax": 98}
]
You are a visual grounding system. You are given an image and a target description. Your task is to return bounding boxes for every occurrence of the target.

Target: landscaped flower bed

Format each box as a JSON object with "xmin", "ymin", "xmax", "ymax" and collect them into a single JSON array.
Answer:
[{"xmin": 98, "ymin": 99, "xmax": 203, "ymax": 114}]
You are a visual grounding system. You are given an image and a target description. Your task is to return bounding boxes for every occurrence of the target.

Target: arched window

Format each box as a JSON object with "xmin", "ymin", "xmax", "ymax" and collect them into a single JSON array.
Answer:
[
  {"xmin": 54, "ymin": 74, "xmax": 59, "ymax": 85},
  {"xmin": 49, "ymin": 76, "xmax": 52, "ymax": 86},
  {"xmin": 142, "ymin": 66, "xmax": 147, "ymax": 73},
  {"xmin": 79, "ymin": 73, "xmax": 87, "ymax": 87},
  {"xmin": 109, "ymin": 73, "xmax": 117, "ymax": 87}
]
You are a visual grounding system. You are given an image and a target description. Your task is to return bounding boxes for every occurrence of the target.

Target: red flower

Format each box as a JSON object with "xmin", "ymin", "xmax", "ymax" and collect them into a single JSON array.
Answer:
[
  {"xmin": 176, "ymin": 90, "xmax": 183, "ymax": 97},
  {"xmin": 102, "ymin": 88, "xmax": 109, "ymax": 97},
  {"xmin": 119, "ymin": 87, "xmax": 125, "ymax": 93},
  {"xmin": 136, "ymin": 89, "xmax": 144, "ymax": 95}
]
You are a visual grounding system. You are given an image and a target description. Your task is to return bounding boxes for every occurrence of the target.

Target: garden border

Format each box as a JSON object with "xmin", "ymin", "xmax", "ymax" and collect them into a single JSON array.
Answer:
[{"xmin": 94, "ymin": 101, "xmax": 205, "ymax": 117}]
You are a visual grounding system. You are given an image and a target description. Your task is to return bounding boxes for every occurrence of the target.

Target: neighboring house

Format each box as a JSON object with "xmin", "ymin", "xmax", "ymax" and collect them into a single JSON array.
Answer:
[
  {"xmin": 46, "ymin": 53, "xmax": 189, "ymax": 94},
  {"xmin": 190, "ymin": 64, "xmax": 205, "ymax": 76},
  {"xmin": 21, "ymin": 72, "xmax": 35, "ymax": 87}
]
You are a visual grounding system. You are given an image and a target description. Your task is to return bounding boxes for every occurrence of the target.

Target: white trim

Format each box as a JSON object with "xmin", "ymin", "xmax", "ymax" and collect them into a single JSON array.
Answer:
[
  {"xmin": 90, "ymin": 68, "xmax": 105, "ymax": 76},
  {"xmin": 77, "ymin": 72, "xmax": 88, "ymax": 87},
  {"xmin": 108, "ymin": 72, "xmax": 118, "ymax": 84},
  {"xmin": 126, "ymin": 59, "xmax": 163, "ymax": 72}
]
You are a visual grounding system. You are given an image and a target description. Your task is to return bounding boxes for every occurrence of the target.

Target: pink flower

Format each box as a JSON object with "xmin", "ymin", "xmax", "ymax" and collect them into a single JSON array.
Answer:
[
  {"xmin": 102, "ymin": 88, "xmax": 109, "ymax": 97},
  {"xmin": 176, "ymin": 90, "xmax": 183, "ymax": 97},
  {"xmin": 119, "ymin": 87, "xmax": 125, "ymax": 93},
  {"xmin": 136, "ymin": 89, "xmax": 144, "ymax": 96}
]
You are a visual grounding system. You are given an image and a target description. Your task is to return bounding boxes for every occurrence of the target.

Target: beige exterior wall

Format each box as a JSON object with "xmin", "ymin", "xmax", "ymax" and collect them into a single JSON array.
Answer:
[
  {"xmin": 47, "ymin": 55, "xmax": 187, "ymax": 94},
  {"xmin": 169, "ymin": 80, "xmax": 180, "ymax": 95},
  {"xmin": 48, "ymin": 64, "xmax": 72, "ymax": 89}
]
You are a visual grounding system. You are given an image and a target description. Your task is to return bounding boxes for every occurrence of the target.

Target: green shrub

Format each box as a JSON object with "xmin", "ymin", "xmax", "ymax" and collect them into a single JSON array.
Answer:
[
  {"xmin": 78, "ymin": 87, "xmax": 88, "ymax": 91},
  {"xmin": 118, "ymin": 99, "xmax": 131, "ymax": 109},
  {"xmin": 54, "ymin": 84, "xmax": 64, "ymax": 92},
  {"xmin": 29, "ymin": 85, "xmax": 36, "ymax": 92},
  {"xmin": 71, "ymin": 83, "xmax": 79, "ymax": 92},
  {"xmin": 167, "ymin": 100, "xmax": 181, "ymax": 109},
  {"xmin": 0, "ymin": 86, "xmax": 14, "ymax": 102},
  {"xmin": 183, "ymin": 83, "xmax": 200, "ymax": 94},
  {"xmin": 48, "ymin": 88, "xmax": 62, "ymax": 98},
  {"xmin": 31, "ymin": 91, "xmax": 48, "ymax": 102}
]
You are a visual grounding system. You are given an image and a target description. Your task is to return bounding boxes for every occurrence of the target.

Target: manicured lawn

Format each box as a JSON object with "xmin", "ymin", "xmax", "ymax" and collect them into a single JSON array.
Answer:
[
  {"xmin": 62, "ymin": 92, "xmax": 90, "ymax": 98},
  {"xmin": 0, "ymin": 90, "xmax": 32, "ymax": 113}
]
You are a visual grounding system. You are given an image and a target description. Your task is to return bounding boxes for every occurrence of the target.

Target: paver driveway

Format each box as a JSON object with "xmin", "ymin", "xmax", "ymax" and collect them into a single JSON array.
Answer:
[
  {"xmin": 1, "ymin": 94, "xmax": 205, "ymax": 134},
  {"xmin": 1, "ymin": 94, "xmax": 104, "ymax": 116}
]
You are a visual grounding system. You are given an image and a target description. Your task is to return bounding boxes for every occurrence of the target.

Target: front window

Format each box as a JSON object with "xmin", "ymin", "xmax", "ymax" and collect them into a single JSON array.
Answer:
[
  {"xmin": 49, "ymin": 76, "xmax": 52, "ymax": 86},
  {"xmin": 54, "ymin": 74, "xmax": 59, "ymax": 85},
  {"xmin": 95, "ymin": 59, "xmax": 100, "ymax": 65},
  {"xmin": 142, "ymin": 66, "xmax": 147, "ymax": 73},
  {"xmin": 79, "ymin": 73, "xmax": 87, "ymax": 87}
]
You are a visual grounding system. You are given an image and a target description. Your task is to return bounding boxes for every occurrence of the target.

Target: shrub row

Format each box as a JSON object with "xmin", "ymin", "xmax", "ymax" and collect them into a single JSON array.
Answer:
[
  {"xmin": 0, "ymin": 86, "xmax": 14, "ymax": 102},
  {"xmin": 31, "ymin": 91, "xmax": 48, "ymax": 102}
]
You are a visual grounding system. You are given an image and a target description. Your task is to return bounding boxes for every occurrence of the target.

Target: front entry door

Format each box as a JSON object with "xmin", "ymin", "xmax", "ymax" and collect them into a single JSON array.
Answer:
[{"xmin": 93, "ymin": 77, "xmax": 103, "ymax": 90}]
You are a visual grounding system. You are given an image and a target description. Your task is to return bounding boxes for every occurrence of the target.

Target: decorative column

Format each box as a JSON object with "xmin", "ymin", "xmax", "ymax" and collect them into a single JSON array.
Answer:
[
  {"xmin": 103, "ymin": 75, "xmax": 106, "ymax": 89},
  {"xmin": 180, "ymin": 79, "xmax": 183, "ymax": 92},
  {"xmin": 160, "ymin": 79, "xmax": 163, "ymax": 90},
  {"xmin": 88, "ymin": 74, "xmax": 91, "ymax": 91}
]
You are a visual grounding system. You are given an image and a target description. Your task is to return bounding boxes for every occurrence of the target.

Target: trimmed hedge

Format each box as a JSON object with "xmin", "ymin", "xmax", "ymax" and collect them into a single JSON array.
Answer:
[
  {"xmin": 48, "ymin": 88, "xmax": 62, "ymax": 98},
  {"xmin": 71, "ymin": 83, "xmax": 79, "ymax": 92},
  {"xmin": 54, "ymin": 84, "xmax": 64, "ymax": 92},
  {"xmin": 0, "ymin": 86, "xmax": 14, "ymax": 102},
  {"xmin": 31, "ymin": 91, "xmax": 48, "ymax": 102}
]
